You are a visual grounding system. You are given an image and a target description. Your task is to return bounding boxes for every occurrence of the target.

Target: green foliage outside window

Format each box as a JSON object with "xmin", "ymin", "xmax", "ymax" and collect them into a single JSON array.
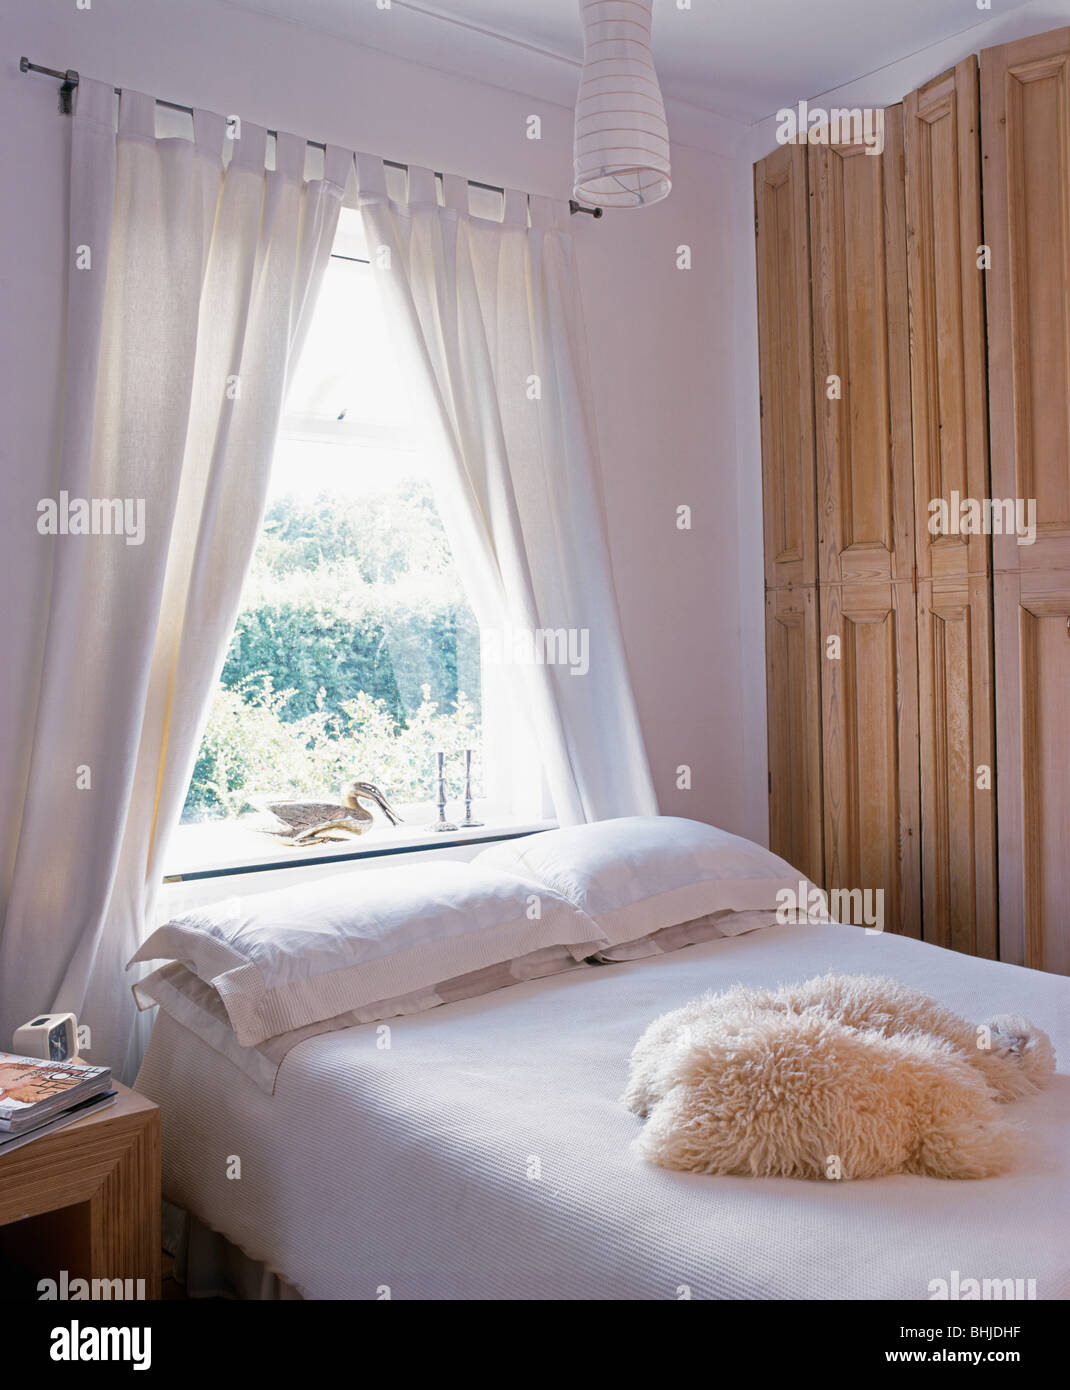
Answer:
[{"xmin": 182, "ymin": 480, "xmax": 482, "ymax": 822}]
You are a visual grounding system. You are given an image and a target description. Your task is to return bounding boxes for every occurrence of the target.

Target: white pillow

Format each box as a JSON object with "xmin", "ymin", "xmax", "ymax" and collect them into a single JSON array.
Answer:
[
  {"xmin": 588, "ymin": 909, "xmax": 782, "ymax": 962},
  {"xmin": 475, "ymin": 817, "xmax": 809, "ymax": 950},
  {"xmin": 134, "ymin": 944, "xmax": 588, "ymax": 1094},
  {"xmin": 129, "ymin": 861, "xmax": 602, "ymax": 1046}
]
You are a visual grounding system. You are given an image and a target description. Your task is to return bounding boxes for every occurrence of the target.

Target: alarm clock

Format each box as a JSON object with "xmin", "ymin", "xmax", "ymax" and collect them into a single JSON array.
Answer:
[{"xmin": 13, "ymin": 1012, "xmax": 79, "ymax": 1062}]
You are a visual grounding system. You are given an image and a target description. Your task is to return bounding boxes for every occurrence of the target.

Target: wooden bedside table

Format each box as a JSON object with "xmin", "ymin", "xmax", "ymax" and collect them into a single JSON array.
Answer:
[{"xmin": 0, "ymin": 1081, "xmax": 161, "ymax": 1300}]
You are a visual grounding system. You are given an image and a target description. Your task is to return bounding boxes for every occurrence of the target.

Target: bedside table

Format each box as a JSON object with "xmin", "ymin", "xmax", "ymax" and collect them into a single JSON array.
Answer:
[{"xmin": 0, "ymin": 1081, "xmax": 161, "ymax": 1299}]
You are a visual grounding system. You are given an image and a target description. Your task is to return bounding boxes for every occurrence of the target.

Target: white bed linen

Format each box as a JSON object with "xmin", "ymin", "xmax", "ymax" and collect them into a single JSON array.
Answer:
[
  {"xmin": 477, "ymin": 816, "xmax": 810, "ymax": 948},
  {"xmin": 130, "ymin": 861, "xmax": 600, "ymax": 1045},
  {"xmin": 135, "ymin": 923, "xmax": 1070, "ymax": 1300}
]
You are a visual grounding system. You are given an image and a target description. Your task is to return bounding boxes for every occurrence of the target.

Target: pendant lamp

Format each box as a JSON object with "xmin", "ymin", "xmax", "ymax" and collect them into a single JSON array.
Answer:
[{"xmin": 573, "ymin": 0, "xmax": 671, "ymax": 209}]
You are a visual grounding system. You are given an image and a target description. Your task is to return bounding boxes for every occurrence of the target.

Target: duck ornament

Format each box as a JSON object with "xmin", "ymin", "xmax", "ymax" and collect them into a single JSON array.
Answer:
[{"xmin": 265, "ymin": 781, "xmax": 404, "ymax": 846}]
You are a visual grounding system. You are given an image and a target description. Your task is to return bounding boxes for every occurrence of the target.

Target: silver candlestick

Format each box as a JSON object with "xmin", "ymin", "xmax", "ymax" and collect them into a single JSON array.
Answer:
[
  {"xmin": 460, "ymin": 748, "xmax": 483, "ymax": 828},
  {"xmin": 432, "ymin": 751, "xmax": 458, "ymax": 832}
]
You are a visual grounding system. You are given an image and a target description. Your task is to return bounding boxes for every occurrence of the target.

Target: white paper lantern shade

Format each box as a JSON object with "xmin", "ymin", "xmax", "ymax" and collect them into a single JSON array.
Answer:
[{"xmin": 573, "ymin": 0, "xmax": 671, "ymax": 209}]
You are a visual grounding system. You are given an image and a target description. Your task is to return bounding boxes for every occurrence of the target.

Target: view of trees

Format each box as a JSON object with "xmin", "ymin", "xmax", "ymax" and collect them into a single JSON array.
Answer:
[{"xmin": 181, "ymin": 479, "xmax": 483, "ymax": 822}]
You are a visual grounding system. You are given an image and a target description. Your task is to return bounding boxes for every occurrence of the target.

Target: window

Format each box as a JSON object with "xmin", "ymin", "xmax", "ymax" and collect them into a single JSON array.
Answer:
[{"xmin": 165, "ymin": 213, "xmax": 537, "ymax": 877}]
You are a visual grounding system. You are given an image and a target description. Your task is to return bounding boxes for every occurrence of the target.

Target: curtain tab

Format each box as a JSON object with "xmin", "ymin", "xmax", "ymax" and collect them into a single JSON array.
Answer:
[
  {"xmin": 529, "ymin": 195, "xmax": 569, "ymax": 232},
  {"xmin": 406, "ymin": 165, "xmax": 437, "ymax": 207},
  {"xmin": 73, "ymin": 76, "xmax": 115, "ymax": 131},
  {"xmin": 442, "ymin": 173, "xmax": 468, "ymax": 214},
  {"xmin": 274, "ymin": 131, "xmax": 306, "ymax": 179},
  {"xmin": 229, "ymin": 121, "xmax": 268, "ymax": 172},
  {"xmin": 502, "ymin": 189, "xmax": 529, "ymax": 227},
  {"xmin": 322, "ymin": 146, "xmax": 353, "ymax": 195},
  {"xmin": 354, "ymin": 152, "xmax": 388, "ymax": 202},
  {"xmin": 117, "ymin": 89, "xmax": 156, "ymax": 140},
  {"xmin": 192, "ymin": 109, "xmax": 227, "ymax": 160}
]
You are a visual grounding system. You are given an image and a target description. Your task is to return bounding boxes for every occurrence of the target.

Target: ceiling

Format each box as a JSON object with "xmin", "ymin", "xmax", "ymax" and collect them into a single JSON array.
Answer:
[{"xmin": 226, "ymin": 0, "xmax": 1036, "ymax": 122}]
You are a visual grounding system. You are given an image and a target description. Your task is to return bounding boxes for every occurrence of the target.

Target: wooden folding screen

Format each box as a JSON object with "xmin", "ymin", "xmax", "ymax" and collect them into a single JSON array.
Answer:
[
  {"xmin": 807, "ymin": 106, "xmax": 921, "ymax": 938},
  {"xmin": 755, "ymin": 144, "xmax": 824, "ymax": 887},
  {"xmin": 981, "ymin": 29, "xmax": 1070, "ymax": 974},
  {"xmin": 755, "ymin": 33, "xmax": 1070, "ymax": 973},
  {"xmin": 904, "ymin": 58, "xmax": 998, "ymax": 960}
]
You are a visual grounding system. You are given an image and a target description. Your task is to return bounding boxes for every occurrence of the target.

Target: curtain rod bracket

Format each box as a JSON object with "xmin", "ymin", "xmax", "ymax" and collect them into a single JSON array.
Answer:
[
  {"xmin": 20, "ymin": 57, "xmax": 80, "ymax": 113},
  {"xmin": 59, "ymin": 69, "xmax": 80, "ymax": 116},
  {"xmin": 20, "ymin": 56, "xmax": 602, "ymax": 218}
]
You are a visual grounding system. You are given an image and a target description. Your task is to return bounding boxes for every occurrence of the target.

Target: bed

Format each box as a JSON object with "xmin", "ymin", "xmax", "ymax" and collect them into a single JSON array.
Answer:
[{"xmin": 135, "ymin": 919, "xmax": 1070, "ymax": 1300}]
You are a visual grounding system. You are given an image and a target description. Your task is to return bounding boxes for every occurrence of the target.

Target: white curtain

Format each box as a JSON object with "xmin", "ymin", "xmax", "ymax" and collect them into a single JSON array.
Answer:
[
  {"xmin": 0, "ymin": 80, "xmax": 347, "ymax": 1075},
  {"xmin": 354, "ymin": 157, "xmax": 657, "ymax": 827}
]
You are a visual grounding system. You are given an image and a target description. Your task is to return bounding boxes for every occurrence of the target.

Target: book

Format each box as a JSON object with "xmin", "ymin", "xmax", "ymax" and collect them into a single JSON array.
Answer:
[
  {"xmin": 0, "ymin": 1090, "xmax": 118, "ymax": 1156},
  {"xmin": 0, "ymin": 1052, "xmax": 112, "ymax": 1133}
]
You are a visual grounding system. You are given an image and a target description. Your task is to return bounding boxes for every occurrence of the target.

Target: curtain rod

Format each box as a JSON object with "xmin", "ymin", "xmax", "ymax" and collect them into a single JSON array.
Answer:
[{"xmin": 19, "ymin": 57, "xmax": 603, "ymax": 218}]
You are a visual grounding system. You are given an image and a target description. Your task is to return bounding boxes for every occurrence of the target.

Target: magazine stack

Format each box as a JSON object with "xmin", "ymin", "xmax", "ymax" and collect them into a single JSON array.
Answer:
[{"xmin": 0, "ymin": 1053, "xmax": 116, "ymax": 1155}]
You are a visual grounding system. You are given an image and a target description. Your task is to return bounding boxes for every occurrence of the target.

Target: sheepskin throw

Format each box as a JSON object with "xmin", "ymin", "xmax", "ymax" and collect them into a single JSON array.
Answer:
[{"xmin": 624, "ymin": 973, "xmax": 1055, "ymax": 1180}]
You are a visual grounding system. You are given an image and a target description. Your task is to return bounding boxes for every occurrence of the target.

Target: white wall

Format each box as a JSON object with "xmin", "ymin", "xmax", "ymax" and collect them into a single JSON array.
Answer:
[
  {"xmin": 0, "ymin": 0, "xmax": 755, "ymax": 932},
  {"xmin": 578, "ymin": 140, "xmax": 751, "ymax": 833}
]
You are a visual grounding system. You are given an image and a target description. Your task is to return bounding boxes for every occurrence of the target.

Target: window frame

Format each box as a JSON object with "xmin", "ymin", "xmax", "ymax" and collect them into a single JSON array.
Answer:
[{"xmin": 164, "ymin": 246, "xmax": 530, "ymax": 882}]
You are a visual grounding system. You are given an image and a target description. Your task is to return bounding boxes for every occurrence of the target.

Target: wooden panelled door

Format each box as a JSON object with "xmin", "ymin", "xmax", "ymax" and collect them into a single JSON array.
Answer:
[
  {"xmin": 982, "ymin": 28, "xmax": 1070, "ymax": 974},
  {"xmin": 755, "ymin": 144, "xmax": 824, "ymax": 886},
  {"xmin": 809, "ymin": 105, "xmax": 922, "ymax": 937},
  {"xmin": 764, "ymin": 585, "xmax": 823, "ymax": 884},
  {"xmin": 904, "ymin": 58, "xmax": 998, "ymax": 960},
  {"xmin": 756, "ymin": 24, "xmax": 1070, "ymax": 974}
]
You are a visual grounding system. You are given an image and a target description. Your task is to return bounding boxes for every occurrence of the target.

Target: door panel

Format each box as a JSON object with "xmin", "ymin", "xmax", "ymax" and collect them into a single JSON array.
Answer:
[
  {"xmin": 756, "ymin": 142, "xmax": 824, "ymax": 882},
  {"xmin": 820, "ymin": 579, "xmax": 921, "ymax": 937},
  {"xmin": 905, "ymin": 60, "xmax": 998, "ymax": 958},
  {"xmin": 765, "ymin": 585, "xmax": 824, "ymax": 885},
  {"xmin": 755, "ymin": 144, "xmax": 817, "ymax": 592},
  {"xmin": 982, "ymin": 28, "xmax": 1070, "ymax": 971},
  {"xmin": 905, "ymin": 58, "xmax": 990, "ymax": 582},
  {"xmin": 809, "ymin": 106, "xmax": 914, "ymax": 588},
  {"xmin": 916, "ymin": 577, "xmax": 997, "ymax": 957},
  {"xmin": 982, "ymin": 28, "xmax": 1070, "ymax": 577},
  {"xmin": 810, "ymin": 106, "xmax": 921, "ymax": 938},
  {"xmin": 993, "ymin": 571, "xmax": 1070, "ymax": 972},
  {"xmin": 1016, "ymin": 596, "xmax": 1070, "ymax": 976}
]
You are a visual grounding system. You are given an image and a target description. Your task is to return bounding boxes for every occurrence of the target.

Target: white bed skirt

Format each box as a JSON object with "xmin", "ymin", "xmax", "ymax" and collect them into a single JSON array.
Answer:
[{"xmin": 165, "ymin": 1200, "xmax": 303, "ymax": 1301}]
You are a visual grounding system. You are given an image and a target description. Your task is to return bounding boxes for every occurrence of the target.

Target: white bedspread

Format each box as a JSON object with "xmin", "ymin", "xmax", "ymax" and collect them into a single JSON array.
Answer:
[{"xmin": 135, "ymin": 923, "xmax": 1070, "ymax": 1300}]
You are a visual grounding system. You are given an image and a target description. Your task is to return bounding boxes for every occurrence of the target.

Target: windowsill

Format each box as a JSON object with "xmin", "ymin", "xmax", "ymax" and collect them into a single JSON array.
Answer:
[{"xmin": 162, "ymin": 814, "xmax": 556, "ymax": 882}]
